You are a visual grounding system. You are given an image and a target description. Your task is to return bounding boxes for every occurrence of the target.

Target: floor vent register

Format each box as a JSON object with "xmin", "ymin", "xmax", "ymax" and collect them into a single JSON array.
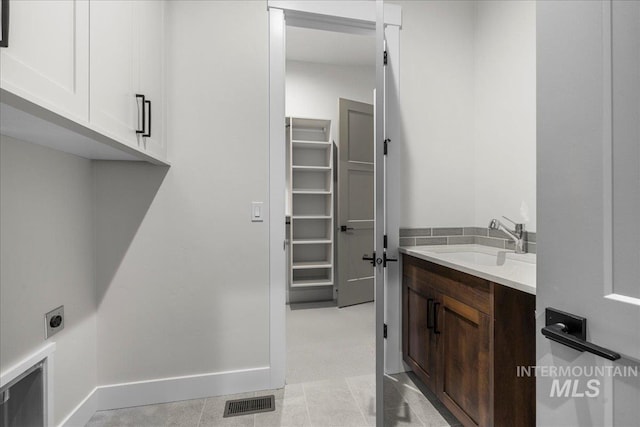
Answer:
[{"xmin": 223, "ymin": 395, "xmax": 275, "ymax": 417}]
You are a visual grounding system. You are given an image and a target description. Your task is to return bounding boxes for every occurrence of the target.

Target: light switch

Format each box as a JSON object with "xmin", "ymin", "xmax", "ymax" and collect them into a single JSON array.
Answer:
[{"xmin": 251, "ymin": 202, "xmax": 264, "ymax": 222}]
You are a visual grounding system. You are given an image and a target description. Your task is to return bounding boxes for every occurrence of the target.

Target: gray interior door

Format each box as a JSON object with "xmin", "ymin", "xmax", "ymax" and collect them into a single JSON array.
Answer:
[
  {"xmin": 337, "ymin": 98, "xmax": 374, "ymax": 308},
  {"xmin": 537, "ymin": 1, "xmax": 640, "ymax": 425}
]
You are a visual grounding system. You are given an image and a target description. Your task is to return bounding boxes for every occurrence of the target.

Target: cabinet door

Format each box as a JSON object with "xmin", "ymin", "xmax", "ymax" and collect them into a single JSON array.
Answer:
[
  {"xmin": 403, "ymin": 283, "xmax": 437, "ymax": 391},
  {"xmin": 89, "ymin": 0, "xmax": 138, "ymax": 146},
  {"xmin": 437, "ymin": 295, "xmax": 490, "ymax": 427},
  {"xmin": 0, "ymin": 0, "xmax": 89, "ymax": 122},
  {"xmin": 135, "ymin": 0, "xmax": 165, "ymax": 160}
]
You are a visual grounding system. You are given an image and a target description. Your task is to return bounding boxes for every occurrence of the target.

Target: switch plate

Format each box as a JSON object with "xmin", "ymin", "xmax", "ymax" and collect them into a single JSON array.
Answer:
[
  {"xmin": 45, "ymin": 305, "xmax": 64, "ymax": 339},
  {"xmin": 251, "ymin": 202, "xmax": 264, "ymax": 222}
]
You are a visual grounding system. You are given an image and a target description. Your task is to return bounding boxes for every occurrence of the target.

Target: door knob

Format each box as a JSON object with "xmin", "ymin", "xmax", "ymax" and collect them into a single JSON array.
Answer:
[
  {"xmin": 362, "ymin": 252, "xmax": 377, "ymax": 266},
  {"xmin": 541, "ymin": 308, "xmax": 621, "ymax": 361},
  {"xmin": 340, "ymin": 225, "xmax": 354, "ymax": 232},
  {"xmin": 383, "ymin": 253, "xmax": 397, "ymax": 267}
]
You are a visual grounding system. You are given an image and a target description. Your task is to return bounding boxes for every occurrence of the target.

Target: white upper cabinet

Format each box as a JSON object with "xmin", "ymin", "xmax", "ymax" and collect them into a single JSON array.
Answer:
[
  {"xmin": 89, "ymin": 0, "xmax": 139, "ymax": 148},
  {"xmin": 0, "ymin": 0, "xmax": 90, "ymax": 122},
  {"xmin": 136, "ymin": 1, "xmax": 166, "ymax": 160},
  {"xmin": 89, "ymin": 0, "xmax": 165, "ymax": 160},
  {"xmin": 0, "ymin": 0, "xmax": 167, "ymax": 165}
]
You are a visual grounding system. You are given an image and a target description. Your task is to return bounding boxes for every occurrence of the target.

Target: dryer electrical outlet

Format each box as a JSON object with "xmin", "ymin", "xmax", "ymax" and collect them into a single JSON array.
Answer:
[{"xmin": 44, "ymin": 306, "xmax": 64, "ymax": 339}]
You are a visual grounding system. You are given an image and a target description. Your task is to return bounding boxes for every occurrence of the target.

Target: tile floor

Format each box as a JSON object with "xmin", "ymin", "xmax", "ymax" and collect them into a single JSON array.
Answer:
[
  {"xmin": 286, "ymin": 301, "xmax": 375, "ymax": 384},
  {"xmin": 86, "ymin": 302, "xmax": 460, "ymax": 426}
]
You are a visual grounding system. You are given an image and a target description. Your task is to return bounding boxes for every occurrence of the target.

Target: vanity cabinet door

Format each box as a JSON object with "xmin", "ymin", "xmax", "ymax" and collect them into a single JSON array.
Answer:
[
  {"xmin": 437, "ymin": 295, "xmax": 490, "ymax": 427},
  {"xmin": 403, "ymin": 282, "xmax": 438, "ymax": 391}
]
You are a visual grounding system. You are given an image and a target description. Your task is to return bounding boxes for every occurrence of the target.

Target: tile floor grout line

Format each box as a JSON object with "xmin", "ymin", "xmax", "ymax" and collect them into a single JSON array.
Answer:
[
  {"xmin": 344, "ymin": 376, "xmax": 371, "ymax": 426},
  {"xmin": 195, "ymin": 398, "xmax": 206, "ymax": 427},
  {"xmin": 301, "ymin": 381, "xmax": 314, "ymax": 427}
]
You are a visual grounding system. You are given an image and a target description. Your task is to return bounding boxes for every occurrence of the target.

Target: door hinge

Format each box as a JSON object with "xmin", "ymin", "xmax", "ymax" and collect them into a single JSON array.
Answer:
[
  {"xmin": 383, "ymin": 50, "xmax": 388, "ymax": 66},
  {"xmin": 383, "ymin": 323, "xmax": 388, "ymax": 339},
  {"xmin": 383, "ymin": 138, "xmax": 390, "ymax": 155}
]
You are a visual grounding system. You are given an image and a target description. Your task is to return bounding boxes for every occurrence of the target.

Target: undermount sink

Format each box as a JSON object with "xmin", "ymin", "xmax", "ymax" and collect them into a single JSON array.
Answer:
[
  {"xmin": 436, "ymin": 251, "xmax": 507, "ymax": 267},
  {"xmin": 418, "ymin": 245, "xmax": 535, "ymax": 268}
]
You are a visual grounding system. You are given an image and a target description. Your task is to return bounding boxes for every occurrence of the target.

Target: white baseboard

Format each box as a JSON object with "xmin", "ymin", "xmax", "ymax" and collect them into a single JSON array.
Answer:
[
  {"xmin": 60, "ymin": 366, "xmax": 272, "ymax": 426},
  {"xmin": 58, "ymin": 387, "xmax": 98, "ymax": 427},
  {"xmin": 97, "ymin": 366, "xmax": 272, "ymax": 410}
]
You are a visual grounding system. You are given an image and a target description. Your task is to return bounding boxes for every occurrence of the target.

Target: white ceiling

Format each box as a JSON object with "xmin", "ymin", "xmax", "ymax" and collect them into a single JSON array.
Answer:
[{"xmin": 286, "ymin": 26, "xmax": 376, "ymax": 67}]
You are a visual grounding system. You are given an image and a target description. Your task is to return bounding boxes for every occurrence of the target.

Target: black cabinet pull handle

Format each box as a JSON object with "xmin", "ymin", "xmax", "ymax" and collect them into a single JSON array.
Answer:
[
  {"xmin": 135, "ymin": 94, "xmax": 146, "ymax": 135},
  {"xmin": 143, "ymin": 99, "xmax": 151, "ymax": 138},
  {"xmin": 541, "ymin": 307, "xmax": 621, "ymax": 361},
  {"xmin": 433, "ymin": 302, "xmax": 441, "ymax": 334},
  {"xmin": 426, "ymin": 298, "xmax": 434, "ymax": 330}
]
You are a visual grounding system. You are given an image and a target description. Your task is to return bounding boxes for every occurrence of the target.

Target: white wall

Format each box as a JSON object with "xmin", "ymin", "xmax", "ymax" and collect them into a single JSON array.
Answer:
[
  {"xmin": 393, "ymin": 0, "xmax": 477, "ymax": 228},
  {"xmin": 286, "ymin": 60, "xmax": 375, "ymax": 145},
  {"xmin": 392, "ymin": 0, "xmax": 536, "ymax": 231},
  {"xmin": 94, "ymin": 0, "xmax": 270, "ymax": 386},
  {"xmin": 474, "ymin": 1, "xmax": 536, "ymax": 230},
  {"xmin": 0, "ymin": 135, "xmax": 97, "ymax": 426}
]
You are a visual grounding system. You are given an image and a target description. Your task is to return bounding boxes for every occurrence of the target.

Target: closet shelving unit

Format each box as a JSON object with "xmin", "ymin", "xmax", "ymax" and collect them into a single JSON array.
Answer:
[{"xmin": 288, "ymin": 117, "xmax": 334, "ymax": 288}]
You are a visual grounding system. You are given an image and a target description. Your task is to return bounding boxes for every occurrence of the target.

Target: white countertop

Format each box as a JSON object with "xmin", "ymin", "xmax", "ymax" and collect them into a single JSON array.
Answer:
[{"xmin": 399, "ymin": 244, "xmax": 536, "ymax": 295}]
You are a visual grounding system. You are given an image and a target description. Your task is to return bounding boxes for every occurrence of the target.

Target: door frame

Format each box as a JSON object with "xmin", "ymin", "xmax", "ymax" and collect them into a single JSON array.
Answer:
[{"xmin": 267, "ymin": 0, "xmax": 403, "ymax": 391}]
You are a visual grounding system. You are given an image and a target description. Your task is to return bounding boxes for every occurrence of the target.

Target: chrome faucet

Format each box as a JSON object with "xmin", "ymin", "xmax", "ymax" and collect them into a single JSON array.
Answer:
[{"xmin": 488, "ymin": 216, "xmax": 526, "ymax": 254}]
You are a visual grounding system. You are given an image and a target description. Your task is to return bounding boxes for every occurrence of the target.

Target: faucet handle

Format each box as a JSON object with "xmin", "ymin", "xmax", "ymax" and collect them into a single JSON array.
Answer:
[
  {"xmin": 502, "ymin": 216, "xmax": 525, "ymax": 235},
  {"xmin": 502, "ymin": 215, "xmax": 520, "ymax": 226}
]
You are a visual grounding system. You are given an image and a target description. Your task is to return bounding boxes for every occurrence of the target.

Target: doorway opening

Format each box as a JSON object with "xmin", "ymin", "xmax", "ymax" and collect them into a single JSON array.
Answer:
[
  {"xmin": 269, "ymin": 3, "xmax": 404, "ymax": 425},
  {"xmin": 284, "ymin": 24, "xmax": 377, "ymax": 393}
]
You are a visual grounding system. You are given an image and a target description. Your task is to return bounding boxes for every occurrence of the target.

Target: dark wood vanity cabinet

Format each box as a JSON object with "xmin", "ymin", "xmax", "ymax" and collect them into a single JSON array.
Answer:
[
  {"xmin": 402, "ymin": 255, "xmax": 535, "ymax": 427},
  {"xmin": 405, "ymin": 284, "xmax": 438, "ymax": 390}
]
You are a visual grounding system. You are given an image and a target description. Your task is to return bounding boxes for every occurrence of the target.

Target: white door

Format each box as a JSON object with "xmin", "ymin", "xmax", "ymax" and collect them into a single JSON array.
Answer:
[
  {"xmin": 90, "ymin": 0, "xmax": 138, "ymax": 147},
  {"xmin": 337, "ymin": 98, "xmax": 375, "ymax": 308},
  {"xmin": 0, "ymin": 0, "xmax": 89, "ymax": 122},
  {"xmin": 537, "ymin": 1, "xmax": 640, "ymax": 425},
  {"xmin": 374, "ymin": 2, "xmax": 386, "ymax": 426}
]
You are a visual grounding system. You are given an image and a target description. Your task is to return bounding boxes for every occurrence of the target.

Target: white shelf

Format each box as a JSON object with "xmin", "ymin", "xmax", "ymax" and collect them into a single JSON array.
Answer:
[
  {"xmin": 292, "ymin": 165, "xmax": 331, "ymax": 171},
  {"xmin": 292, "ymin": 190, "xmax": 331, "ymax": 195},
  {"xmin": 292, "ymin": 140, "xmax": 332, "ymax": 148},
  {"xmin": 290, "ymin": 279, "xmax": 333, "ymax": 288},
  {"xmin": 288, "ymin": 117, "xmax": 334, "ymax": 293},
  {"xmin": 291, "ymin": 239, "xmax": 332, "ymax": 245},
  {"xmin": 292, "ymin": 261, "xmax": 333, "ymax": 270}
]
